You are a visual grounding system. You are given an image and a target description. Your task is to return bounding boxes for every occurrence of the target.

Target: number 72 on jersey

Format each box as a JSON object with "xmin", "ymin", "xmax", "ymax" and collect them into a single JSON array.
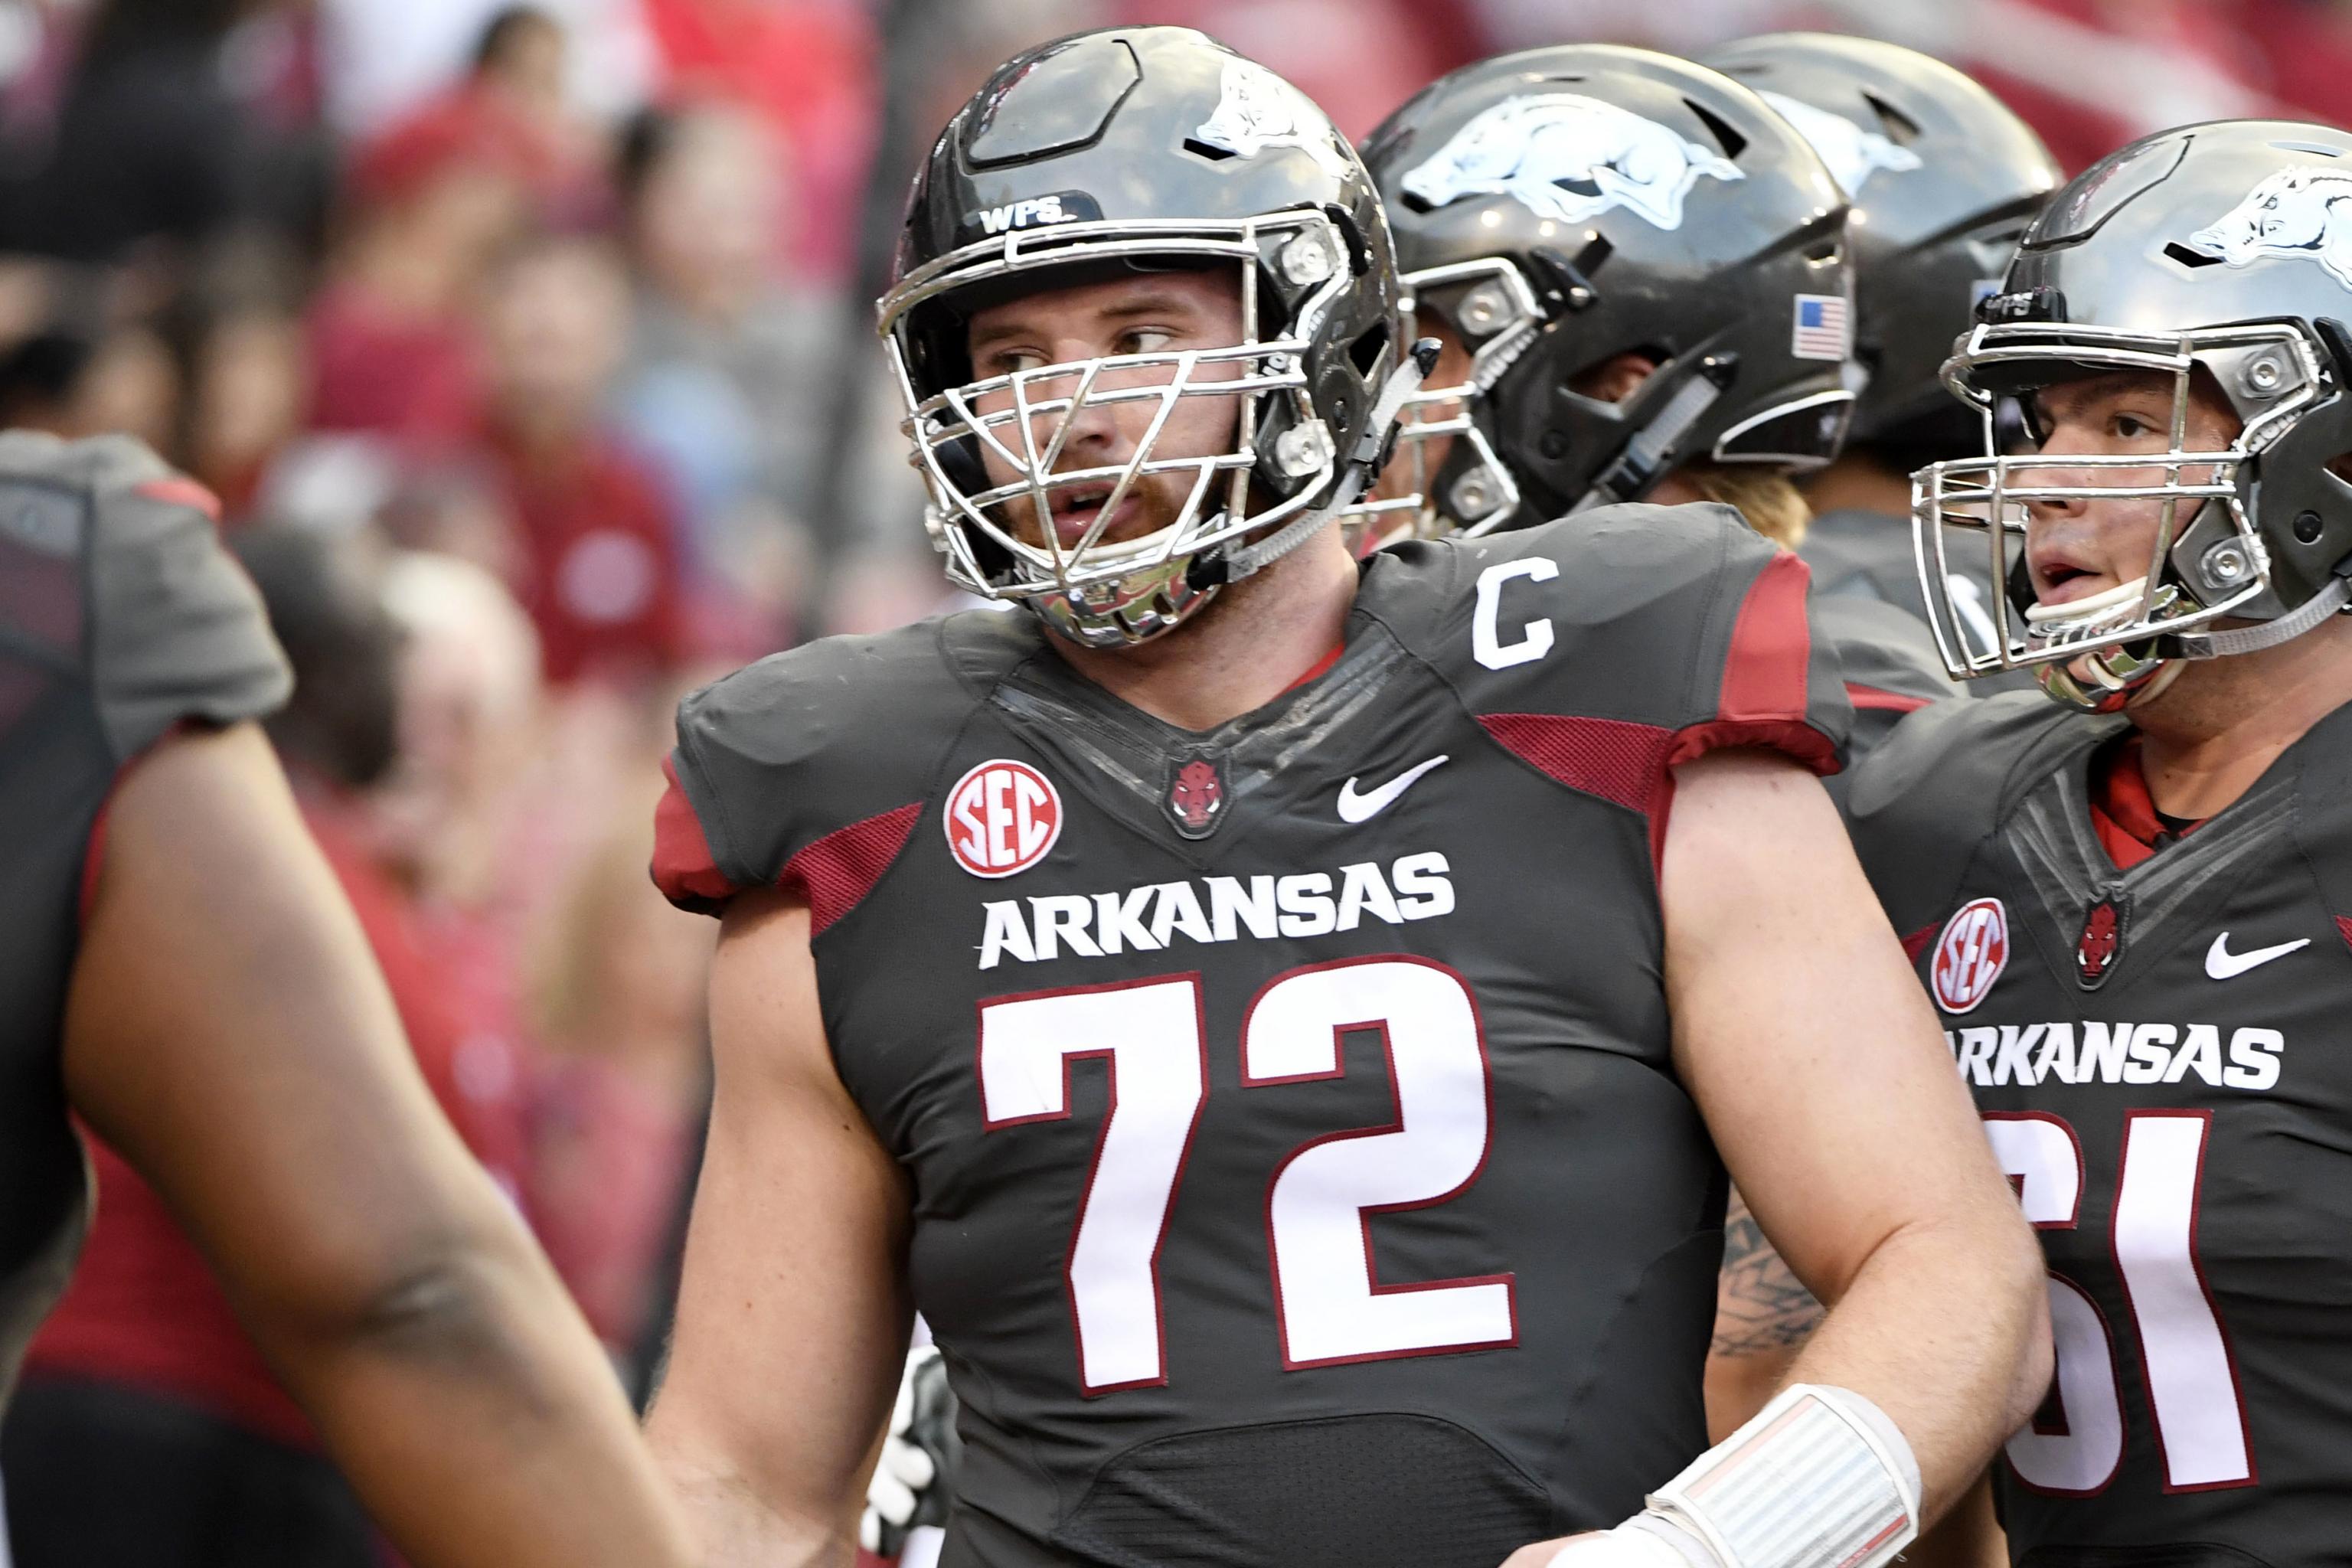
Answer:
[{"xmin": 978, "ymin": 957, "xmax": 1515, "ymax": 1393}]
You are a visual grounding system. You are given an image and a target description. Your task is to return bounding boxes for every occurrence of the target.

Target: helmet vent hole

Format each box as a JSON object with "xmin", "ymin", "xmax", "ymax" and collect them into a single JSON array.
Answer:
[
  {"xmin": 1860, "ymin": 92, "xmax": 1922, "ymax": 146},
  {"xmin": 1183, "ymin": 137, "xmax": 1238, "ymax": 164},
  {"xmin": 1348, "ymin": 321, "xmax": 1390, "ymax": 377},
  {"xmin": 1683, "ymin": 99, "xmax": 1746, "ymax": 162},
  {"xmin": 2163, "ymin": 241, "xmax": 2223, "ymax": 270}
]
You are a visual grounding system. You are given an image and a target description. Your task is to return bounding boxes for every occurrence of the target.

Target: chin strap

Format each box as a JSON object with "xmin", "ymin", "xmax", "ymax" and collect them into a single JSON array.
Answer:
[
  {"xmin": 1223, "ymin": 339, "xmax": 1439, "ymax": 583},
  {"xmin": 2176, "ymin": 573, "xmax": 2352, "ymax": 658},
  {"xmin": 1570, "ymin": 359, "xmax": 1733, "ymax": 515}
]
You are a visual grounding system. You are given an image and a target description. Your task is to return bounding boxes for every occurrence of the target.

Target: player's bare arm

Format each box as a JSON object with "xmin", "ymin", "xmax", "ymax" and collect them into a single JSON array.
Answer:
[
  {"xmin": 1664, "ymin": 748, "xmax": 2050, "ymax": 1504},
  {"xmin": 1700, "ymin": 1187, "xmax": 1821, "ymax": 1441},
  {"xmin": 644, "ymin": 887, "xmax": 912, "ymax": 1567},
  {"xmin": 63, "ymin": 720, "xmax": 697, "ymax": 1568}
]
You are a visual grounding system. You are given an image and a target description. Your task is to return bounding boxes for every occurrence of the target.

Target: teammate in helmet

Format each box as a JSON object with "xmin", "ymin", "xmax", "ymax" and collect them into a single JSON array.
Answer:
[
  {"xmin": 0, "ymin": 434, "xmax": 695, "ymax": 1567},
  {"xmin": 1704, "ymin": 32, "xmax": 2060, "ymax": 695},
  {"xmin": 644, "ymin": 28, "xmax": 2044, "ymax": 1568},
  {"xmin": 1357, "ymin": 44, "xmax": 1960, "ymax": 775},
  {"xmin": 1847, "ymin": 120, "xmax": 2352, "ymax": 1565}
]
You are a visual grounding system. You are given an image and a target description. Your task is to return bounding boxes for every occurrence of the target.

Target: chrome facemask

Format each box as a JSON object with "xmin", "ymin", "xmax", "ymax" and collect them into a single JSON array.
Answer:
[
  {"xmin": 1911, "ymin": 320, "xmax": 2325, "ymax": 707},
  {"xmin": 880, "ymin": 212, "xmax": 1364, "ymax": 648},
  {"xmin": 1348, "ymin": 259, "xmax": 1537, "ymax": 546}
]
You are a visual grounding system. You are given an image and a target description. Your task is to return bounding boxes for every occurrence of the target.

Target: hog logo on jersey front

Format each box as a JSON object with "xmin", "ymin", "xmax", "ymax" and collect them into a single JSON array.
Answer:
[
  {"xmin": 2076, "ymin": 893, "xmax": 2128, "ymax": 990},
  {"xmin": 1165, "ymin": 753, "xmax": 1227, "ymax": 841},
  {"xmin": 1400, "ymin": 93, "xmax": 1744, "ymax": 230},
  {"xmin": 2183, "ymin": 165, "xmax": 2352, "ymax": 288},
  {"xmin": 1930, "ymin": 897, "xmax": 2009, "ymax": 1015},
  {"xmin": 944, "ymin": 759, "xmax": 1063, "ymax": 878}
]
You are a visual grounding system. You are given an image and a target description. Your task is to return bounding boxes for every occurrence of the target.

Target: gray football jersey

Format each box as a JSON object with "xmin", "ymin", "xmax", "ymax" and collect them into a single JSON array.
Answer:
[
  {"xmin": 656, "ymin": 505, "xmax": 1854, "ymax": 1568},
  {"xmin": 1849, "ymin": 694, "xmax": 2352, "ymax": 1567},
  {"xmin": 1802, "ymin": 505, "xmax": 2037, "ymax": 697},
  {"xmin": 0, "ymin": 435, "xmax": 288, "ymax": 1411}
]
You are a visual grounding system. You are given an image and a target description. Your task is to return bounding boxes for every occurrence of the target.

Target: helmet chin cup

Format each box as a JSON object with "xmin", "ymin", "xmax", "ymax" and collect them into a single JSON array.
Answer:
[
  {"xmin": 1030, "ymin": 550, "xmax": 1219, "ymax": 648},
  {"xmin": 2034, "ymin": 641, "xmax": 2181, "ymax": 714}
]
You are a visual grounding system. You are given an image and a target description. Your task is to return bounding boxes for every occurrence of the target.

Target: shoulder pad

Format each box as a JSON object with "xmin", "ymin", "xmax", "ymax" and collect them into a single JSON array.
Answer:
[
  {"xmin": 1845, "ymin": 691, "xmax": 2109, "ymax": 934},
  {"xmin": 0, "ymin": 432, "xmax": 291, "ymax": 762},
  {"xmin": 1370, "ymin": 501, "xmax": 1851, "ymax": 777},
  {"xmin": 653, "ymin": 615, "xmax": 998, "ymax": 926}
]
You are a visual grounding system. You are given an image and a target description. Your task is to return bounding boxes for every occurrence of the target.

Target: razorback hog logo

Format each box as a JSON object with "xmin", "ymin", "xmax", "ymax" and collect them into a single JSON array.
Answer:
[
  {"xmin": 1759, "ymin": 90, "xmax": 1921, "ymax": 196},
  {"xmin": 1166, "ymin": 757, "xmax": 1225, "ymax": 839},
  {"xmin": 2077, "ymin": 897, "xmax": 2125, "ymax": 989},
  {"xmin": 2184, "ymin": 165, "xmax": 2352, "ymax": 288},
  {"xmin": 1400, "ymin": 93, "xmax": 1744, "ymax": 230},
  {"xmin": 1193, "ymin": 58, "xmax": 1351, "ymax": 179}
]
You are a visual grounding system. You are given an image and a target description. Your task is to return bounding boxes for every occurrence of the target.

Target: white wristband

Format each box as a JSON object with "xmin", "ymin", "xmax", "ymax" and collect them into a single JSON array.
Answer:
[{"xmin": 1553, "ymin": 1384, "xmax": 1920, "ymax": 1568}]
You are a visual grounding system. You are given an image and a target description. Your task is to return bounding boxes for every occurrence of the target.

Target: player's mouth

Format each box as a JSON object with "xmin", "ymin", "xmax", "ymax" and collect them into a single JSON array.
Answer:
[
  {"xmin": 2030, "ymin": 550, "xmax": 2112, "ymax": 608},
  {"xmin": 1049, "ymin": 485, "xmax": 1140, "ymax": 548}
]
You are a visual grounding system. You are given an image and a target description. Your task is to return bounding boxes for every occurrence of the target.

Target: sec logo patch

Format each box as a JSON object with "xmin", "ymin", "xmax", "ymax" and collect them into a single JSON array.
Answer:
[
  {"xmin": 1930, "ymin": 897, "xmax": 2009, "ymax": 1015},
  {"xmin": 945, "ymin": 759, "xmax": 1062, "ymax": 878}
]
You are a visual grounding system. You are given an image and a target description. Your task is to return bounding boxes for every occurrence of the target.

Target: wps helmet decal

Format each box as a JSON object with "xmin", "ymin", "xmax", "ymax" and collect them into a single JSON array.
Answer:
[
  {"xmin": 1398, "ymin": 93, "xmax": 1744, "ymax": 230},
  {"xmin": 1930, "ymin": 897, "xmax": 2010, "ymax": 1014},
  {"xmin": 2184, "ymin": 165, "xmax": 2352, "ymax": 287},
  {"xmin": 1193, "ymin": 58, "xmax": 1352, "ymax": 178},
  {"xmin": 945, "ymin": 760, "xmax": 1063, "ymax": 878},
  {"xmin": 1759, "ymin": 90, "xmax": 1921, "ymax": 196}
]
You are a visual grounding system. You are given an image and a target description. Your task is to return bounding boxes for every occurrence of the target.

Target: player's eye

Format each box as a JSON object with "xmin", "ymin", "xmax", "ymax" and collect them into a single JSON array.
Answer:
[
  {"xmin": 1119, "ymin": 328, "xmax": 1176, "ymax": 357},
  {"xmin": 2112, "ymin": 412, "xmax": 2158, "ymax": 441},
  {"xmin": 991, "ymin": 349, "xmax": 1050, "ymax": 377}
]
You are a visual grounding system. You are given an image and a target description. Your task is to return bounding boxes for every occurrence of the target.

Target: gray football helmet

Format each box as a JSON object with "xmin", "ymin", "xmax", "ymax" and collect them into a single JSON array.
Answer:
[
  {"xmin": 1704, "ymin": 32, "xmax": 2060, "ymax": 466},
  {"xmin": 1916, "ymin": 119, "xmax": 2352, "ymax": 710},
  {"xmin": 876, "ymin": 26, "xmax": 1413, "ymax": 646},
  {"xmin": 1360, "ymin": 44, "xmax": 1854, "ymax": 537}
]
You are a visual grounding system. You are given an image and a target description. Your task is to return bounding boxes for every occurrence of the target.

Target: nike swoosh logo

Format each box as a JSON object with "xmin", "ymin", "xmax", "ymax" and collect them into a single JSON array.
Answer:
[
  {"xmin": 2205, "ymin": 932, "xmax": 2311, "ymax": 980},
  {"xmin": 1338, "ymin": 755, "xmax": 1449, "ymax": 824}
]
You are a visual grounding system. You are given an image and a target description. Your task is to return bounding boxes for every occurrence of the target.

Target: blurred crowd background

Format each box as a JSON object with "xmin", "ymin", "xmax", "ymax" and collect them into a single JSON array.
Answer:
[{"xmin": 4, "ymin": 0, "xmax": 2351, "ymax": 1540}]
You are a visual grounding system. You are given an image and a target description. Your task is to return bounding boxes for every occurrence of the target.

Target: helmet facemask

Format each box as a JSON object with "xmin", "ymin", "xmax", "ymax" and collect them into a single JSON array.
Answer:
[
  {"xmin": 1349, "ymin": 260, "xmax": 1536, "ymax": 547},
  {"xmin": 1913, "ymin": 318, "xmax": 2334, "ymax": 711},
  {"xmin": 880, "ymin": 211, "xmax": 1378, "ymax": 648}
]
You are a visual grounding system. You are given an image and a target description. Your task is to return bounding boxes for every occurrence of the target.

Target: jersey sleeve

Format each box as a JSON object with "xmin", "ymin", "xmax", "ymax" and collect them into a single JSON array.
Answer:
[
  {"xmin": 1427, "ymin": 501, "xmax": 1853, "ymax": 774},
  {"xmin": 651, "ymin": 622, "xmax": 967, "ymax": 929},
  {"xmin": 27, "ymin": 433, "xmax": 292, "ymax": 764}
]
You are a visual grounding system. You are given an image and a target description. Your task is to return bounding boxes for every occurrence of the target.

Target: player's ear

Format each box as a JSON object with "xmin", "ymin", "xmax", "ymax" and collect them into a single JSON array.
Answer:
[{"xmin": 1570, "ymin": 351, "xmax": 1660, "ymax": 406}]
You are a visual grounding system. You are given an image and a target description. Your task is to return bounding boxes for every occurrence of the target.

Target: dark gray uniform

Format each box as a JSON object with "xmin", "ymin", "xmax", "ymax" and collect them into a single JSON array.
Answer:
[
  {"xmin": 0, "ymin": 435, "xmax": 289, "ymax": 1410},
  {"xmin": 1848, "ymin": 693, "xmax": 2352, "ymax": 1567},
  {"xmin": 1802, "ymin": 505, "xmax": 2036, "ymax": 697},
  {"xmin": 655, "ymin": 505, "xmax": 1852, "ymax": 1568}
]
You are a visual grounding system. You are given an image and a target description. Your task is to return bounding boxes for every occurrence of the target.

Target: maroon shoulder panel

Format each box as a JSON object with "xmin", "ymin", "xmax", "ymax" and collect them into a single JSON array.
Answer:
[
  {"xmin": 1478, "ymin": 712, "xmax": 1674, "ymax": 875},
  {"xmin": 785, "ymin": 802, "xmax": 923, "ymax": 937}
]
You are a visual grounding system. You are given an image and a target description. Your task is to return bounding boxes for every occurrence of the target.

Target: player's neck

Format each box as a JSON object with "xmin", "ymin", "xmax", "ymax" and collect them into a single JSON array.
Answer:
[
  {"xmin": 1798, "ymin": 452, "xmax": 1910, "ymax": 520},
  {"xmin": 1046, "ymin": 525, "xmax": 1359, "ymax": 733},
  {"xmin": 2132, "ymin": 616, "xmax": 2352, "ymax": 818}
]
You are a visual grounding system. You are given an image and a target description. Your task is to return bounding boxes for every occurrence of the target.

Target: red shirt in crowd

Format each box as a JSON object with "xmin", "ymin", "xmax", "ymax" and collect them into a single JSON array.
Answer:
[
  {"xmin": 305, "ymin": 279, "xmax": 484, "ymax": 452},
  {"xmin": 482, "ymin": 426, "xmax": 685, "ymax": 687},
  {"xmin": 28, "ymin": 787, "xmax": 530, "ymax": 1446}
]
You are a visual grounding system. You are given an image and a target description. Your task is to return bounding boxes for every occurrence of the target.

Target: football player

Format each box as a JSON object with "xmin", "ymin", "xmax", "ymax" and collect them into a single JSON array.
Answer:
[
  {"xmin": 644, "ymin": 26, "xmax": 2047, "ymax": 1568},
  {"xmin": 0, "ymin": 433, "xmax": 695, "ymax": 1568},
  {"xmin": 1702, "ymin": 33, "xmax": 2060, "ymax": 693},
  {"xmin": 1357, "ymin": 45, "xmax": 1960, "ymax": 774},
  {"xmin": 1847, "ymin": 120, "xmax": 2352, "ymax": 1564}
]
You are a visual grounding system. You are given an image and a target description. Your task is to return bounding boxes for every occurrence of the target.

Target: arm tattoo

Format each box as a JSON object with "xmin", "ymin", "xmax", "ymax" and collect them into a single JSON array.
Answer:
[{"xmin": 1711, "ymin": 1187, "xmax": 1825, "ymax": 1357}]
